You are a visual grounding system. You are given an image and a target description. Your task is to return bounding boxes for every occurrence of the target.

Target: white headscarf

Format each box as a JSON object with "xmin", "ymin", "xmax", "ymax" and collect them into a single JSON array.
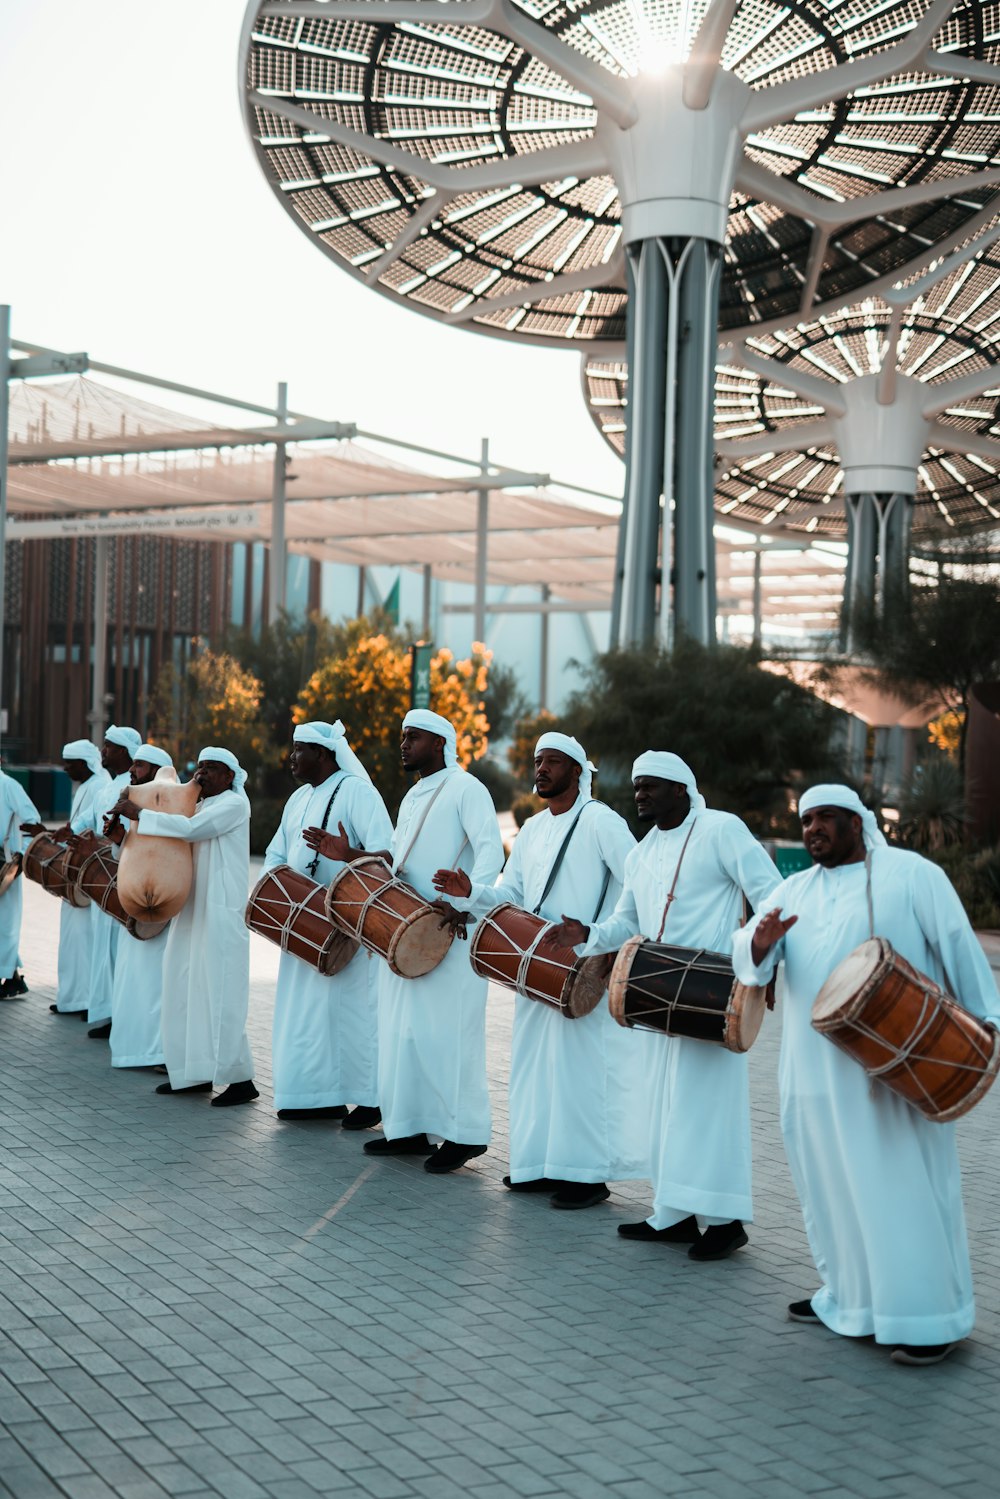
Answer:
[
  {"xmin": 402, "ymin": 708, "xmax": 457, "ymax": 768},
  {"xmin": 105, "ymin": 724, "xmax": 142, "ymax": 759},
  {"xmin": 198, "ymin": 746, "xmax": 249, "ymax": 798},
  {"xmin": 798, "ymin": 784, "xmax": 887, "ymax": 850},
  {"xmin": 631, "ymin": 751, "xmax": 707, "ymax": 815},
  {"xmin": 534, "ymin": 731, "xmax": 595, "ymax": 801},
  {"xmin": 62, "ymin": 739, "xmax": 102, "ymax": 775},
  {"xmin": 294, "ymin": 719, "xmax": 372, "ymax": 784},
  {"xmin": 134, "ymin": 744, "xmax": 173, "ymax": 770}
]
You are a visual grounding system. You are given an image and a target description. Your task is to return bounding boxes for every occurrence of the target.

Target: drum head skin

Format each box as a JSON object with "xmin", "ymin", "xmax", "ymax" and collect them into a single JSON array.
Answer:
[
  {"xmin": 725, "ymin": 984, "xmax": 767, "ymax": 1052},
  {"xmin": 812, "ymin": 938, "xmax": 889, "ymax": 1027}
]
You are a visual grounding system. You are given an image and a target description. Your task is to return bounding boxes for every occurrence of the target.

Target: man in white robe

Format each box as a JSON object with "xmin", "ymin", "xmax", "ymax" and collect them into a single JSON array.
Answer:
[
  {"xmin": 0, "ymin": 767, "xmax": 40, "ymax": 999},
  {"xmin": 43, "ymin": 742, "xmax": 110, "ymax": 1017},
  {"xmin": 732, "ymin": 784, "xmax": 1000, "ymax": 1365},
  {"xmin": 105, "ymin": 744, "xmax": 174, "ymax": 1069},
  {"xmin": 115, "ymin": 746, "xmax": 257, "ymax": 1106},
  {"xmin": 78, "ymin": 724, "xmax": 142, "ymax": 1040},
  {"xmin": 267, "ymin": 719, "xmax": 392, "ymax": 1123},
  {"xmin": 433, "ymin": 732, "xmax": 641, "ymax": 1209},
  {"xmin": 553, "ymin": 752, "xmax": 778, "ymax": 1258},
  {"xmin": 326, "ymin": 709, "xmax": 503, "ymax": 1172}
]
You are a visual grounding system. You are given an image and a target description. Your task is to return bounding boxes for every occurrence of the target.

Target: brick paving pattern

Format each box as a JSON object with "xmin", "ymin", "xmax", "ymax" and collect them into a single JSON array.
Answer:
[{"xmin": 2, "ymin": 870, "xmax": 999, "ymax": 1499}]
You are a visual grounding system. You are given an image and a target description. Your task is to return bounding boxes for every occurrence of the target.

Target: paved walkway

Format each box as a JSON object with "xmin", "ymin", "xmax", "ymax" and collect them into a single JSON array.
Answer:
[{"xmin": 2, "ymin": 873, "xmax": 999, "ymax": 1499}]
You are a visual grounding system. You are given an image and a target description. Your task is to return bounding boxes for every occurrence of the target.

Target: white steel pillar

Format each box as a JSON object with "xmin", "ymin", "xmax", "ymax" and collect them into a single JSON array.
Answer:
[
  {"xmin": 268, "ymin": 381, "xmax": 288, "ymax": 625},
  {"xmin": 0, "ymin": 306, "xmax": 10, "ymax": 747},
  {"xmin": 474, "ymin": 437, "xmax": 489, "ymax": 646},
  {"xmin": 88, "ymin": 537, "xmax": 110, "ymax": 742}
]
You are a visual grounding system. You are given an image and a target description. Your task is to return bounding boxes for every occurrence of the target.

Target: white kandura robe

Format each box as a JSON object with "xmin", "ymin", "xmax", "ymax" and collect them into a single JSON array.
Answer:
[
  {"xmin": 0, "ymin": 772, "xmax": 40, "ymax": 979},
  {"xmin": 55, "ymin": 769, "xmax": 110, "ymax": 1014},
  {"xmin": 138, "ymin": 790, "xmax": 254, "ymax": 1089},
  {"xmin": 266, "ymin": 770, "xmax": 393, "ymax": 1111},
  {"xmin": 378, "ymin": 766, "xmax": 504, "ymax": 1143},
  {"xmin": 109, "ymin": 808, "xmax": 167, "ymax": 1068},
  {"xmin": 581, "ymin": 808, "xmax": 779, "ymax": 1228},
  {"xmin": 86, "ymin": 769, "xmax": 131, "ymax": 1025},
  {"xmin": 461, "ymin": 796, "xmax": 644, "ymax": 1183},
  {"xmin": 733, "ymin": 847, "xmax": 1000, "ymax": 1346}
]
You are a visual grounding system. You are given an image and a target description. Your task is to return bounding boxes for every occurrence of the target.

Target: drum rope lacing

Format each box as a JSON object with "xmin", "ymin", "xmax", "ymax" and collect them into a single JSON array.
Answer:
[
  {"xmin": 478, "ymin": 909, "xmax": 570, "ymax": 1001},
  {"xmin": 625, "ymin": 947, "xmax": 731, "ymax": 1027}
]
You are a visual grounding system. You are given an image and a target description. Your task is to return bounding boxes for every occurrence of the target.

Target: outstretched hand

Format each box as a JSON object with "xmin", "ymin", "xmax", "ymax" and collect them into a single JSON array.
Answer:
[
  {"xmin": 302, "ymin": 821, "xmax": 353, "ymax": 863},
  {"xmin": 548, "ymin": 915, "xmax": 590, "ymax": 949},
  {"xmin": 432, "ymin": 868, "xmax": 472, "ymax": 899},
  {"xmin": 750, "ymin": 907, "xmax": 798, "ymax": 967}
]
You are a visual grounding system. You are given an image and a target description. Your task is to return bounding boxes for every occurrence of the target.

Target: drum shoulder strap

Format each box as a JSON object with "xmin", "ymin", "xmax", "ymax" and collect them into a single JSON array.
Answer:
[
  {"xmin": 394, "ymin": 773, "xmax": 455, "ymax": 876},
  {"xmin": 532, "ymin": 801, "xmax": 602, "ymax": 918},
  {"xmin": 306, "ymin": 778, "xmax": 347, "ymax": 879}
]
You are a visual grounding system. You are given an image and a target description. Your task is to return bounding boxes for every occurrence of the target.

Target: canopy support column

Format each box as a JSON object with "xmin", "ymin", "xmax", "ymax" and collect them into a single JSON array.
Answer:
[
  {"xmin": 841, "ymin": 491, "xmax": 914, "ymax": 650},
  {"xmin": 268, "ymin": 381, "xmax": 288, "ymax": 625},
  {"xmin": 88, "ymin": 537, "xmax": 110, "ymax": 743},
  {"xmin": 474, "ymin": 437, "xmax": 489, "ymax": 646},
  {"xmin": 0, "ymin": 306, "xmax": 9, "ymax": 746}
]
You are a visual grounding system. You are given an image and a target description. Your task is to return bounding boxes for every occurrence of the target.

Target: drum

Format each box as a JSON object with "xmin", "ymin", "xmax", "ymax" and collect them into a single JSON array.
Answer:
[
  {"xmin": 0, "ymin": 858, "xmax": 21, "ymax": 897},
  {"xmin": 76, "ymin": 846, "xmax": 169, "ymax": 941},
  {"xmin": 469, "ymin": 903, "xmax": 613, "ymax": 1019},
  {"xmin": 245, "ymin": 864, "xmax": 359, "ymax": 977},
  {"xmin": 325, "ymin": 856, "xmax": 453, "ymax": 978},
  {"xmin": 608, "ymin": 936, "xmax": 768, "ymax": 1052},
  {"xmin": 23, "ymin": 832, "xmax": 91, "ymax": 908},
  {"xmin": 812, "ymin": 936, "xmax": 1000, "ymax": 1122}
]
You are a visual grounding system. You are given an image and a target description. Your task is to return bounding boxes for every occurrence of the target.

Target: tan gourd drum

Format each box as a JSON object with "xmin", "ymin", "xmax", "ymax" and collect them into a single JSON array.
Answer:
[
  {"xmin": 116, "ymin": 768, "xmax": 200, "ymax": 922},
  {"xmin": 76, "ymin": 845, "xmax": 169, "ymax": 942}
]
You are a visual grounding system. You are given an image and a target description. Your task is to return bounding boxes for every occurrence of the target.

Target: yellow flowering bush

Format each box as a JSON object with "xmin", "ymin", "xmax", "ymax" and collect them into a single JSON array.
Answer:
[{"xmin": 147, "ymin": 646, "xmax": 276, "ymax": 780}]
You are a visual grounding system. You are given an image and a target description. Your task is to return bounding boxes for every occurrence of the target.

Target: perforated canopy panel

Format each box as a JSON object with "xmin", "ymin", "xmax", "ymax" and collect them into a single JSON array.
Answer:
[{"xmin": 242, "ymin": 0, "xmax": 1000, "ymax": 345}]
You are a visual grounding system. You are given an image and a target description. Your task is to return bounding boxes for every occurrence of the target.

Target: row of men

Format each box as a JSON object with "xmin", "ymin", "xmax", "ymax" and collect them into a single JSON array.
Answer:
[{"xmin": 2, "ymin": 708, "xmax": 998, "ymax": 1367}]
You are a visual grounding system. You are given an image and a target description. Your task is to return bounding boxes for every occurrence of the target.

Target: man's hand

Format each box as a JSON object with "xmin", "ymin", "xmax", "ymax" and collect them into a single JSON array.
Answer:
[
  {"xmin": 430, "ymin": 900, "xmax": 470, "ymax": 940},
  {"xmin": 303, "ymin": 821, "xmax": 355, "ymax": 863},
  {"xmin": 20, "ymin": 821, "xmax": 46, "ymax": 838},
  {"xmin": 104, "ymin": 816, "xmax": 126, "ymax": 847},
  {"xmin": 111, "ymin": 795, "xmax": 142, "ymax": 823},
  {"xmin": 750, "ymin": 908, "xmax": 798, "ymax": 967},
  {"xmin": 431, "ymin": 868, "xmax": 472, "ymax": 899},
  {"xmin": 66, "ymin": 829, "xmax": 98, "ymax": 853},
  {"xmin": 548, "ymin": 915, "xmax": 590, "ymax": 948}
]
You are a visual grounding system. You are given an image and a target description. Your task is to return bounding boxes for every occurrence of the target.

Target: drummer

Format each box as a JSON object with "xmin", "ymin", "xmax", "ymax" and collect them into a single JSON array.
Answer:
[
  {"xmin": 551, "ymin": 752, "xmax": 777, "ymax": 1259},
  {"xmin": 78, "ymin": 725, "xmax": 142, "ymax": 1042},
  {"xmin": 432, "ymin": 732, "xmax": 641, "ymax": 1209},
  {"xmin": 309, "ymin": 709, "xmax": 503, "ymax": 1173},
  {"xmin": 36, "ymin": 741, "xmax": 110, "ymax": 1018},
  {"xmin": 268, "ymin": 720, "xmax": 392, "ymax": 1125},
  {"xmin": 114, "ymin": 746, "xmax": 257, "ymax": 1107},
  {"xmin": 732, "ymin": 784, "xmax": 1000, "ymax": 1365},
  {"xmin": 104, "ymin": 744, "xmax": 174, "ymax": 1070},
  {"xmin": 0, "ymin": 762, "xmax": 41, "ymax": 999}
]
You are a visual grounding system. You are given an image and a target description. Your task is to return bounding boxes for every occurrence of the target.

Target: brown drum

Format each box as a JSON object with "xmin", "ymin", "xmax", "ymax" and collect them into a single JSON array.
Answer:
[
  {"xmin": 325, "ymin": 856, "xmax": 453, "ymax": 978},
  {"xmin": 245, "ymin": 865, "xmax": 359, "ymax": 977},
  {"xmin": 812, "ymin": 936, "xmax": 1000, "ymax": 1122},
  {"xmin": 469, "ymin": 903, "xmax": 613, "ymax": 1019},
  {"xmin": 0, "ymin": 858, "xmax": 21, "ymax": 897},
  {"xmin": 608, "ymin": 936, "xmax": 768, "ymax": 1052},
  {"xmin": 23, "ymin": 832, "xmax": 91, "ymax": 908},
  {"xmin": 77, "ymin": 846, "xmax": 169, "ymax": 941}
]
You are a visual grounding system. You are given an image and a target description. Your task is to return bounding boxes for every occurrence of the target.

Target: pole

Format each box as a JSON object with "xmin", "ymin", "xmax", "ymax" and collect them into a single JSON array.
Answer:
[
  {"xmin": 474, "ymin": 437, "xmax": 489, "ymax": 646},
  {"xmin": 89, "ymin": 536, "xmax": 110, "ymax": 742},
  {"xmin": 0, "ymin": 306, "xmax": 10, "ymax": 750},
  {"xmin": 752, "ymin": 548, "xmax": 762, "ymax": 649},
  {"xmin": 539, "ymin": 583, "xmax": 550, "ymax": 710},
  {"xmin": 422, "ymin": 563, "xmax": 433, "ymax": 639},
  {"xmin": 268, "ymin": 381, "xmax": 288, "ymax": 625}
]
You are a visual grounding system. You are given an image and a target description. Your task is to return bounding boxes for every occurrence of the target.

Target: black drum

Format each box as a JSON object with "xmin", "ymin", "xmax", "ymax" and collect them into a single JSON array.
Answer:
[{"xmin": 608, "ymin": 936, "xmax": 769, "ymax": 1053}]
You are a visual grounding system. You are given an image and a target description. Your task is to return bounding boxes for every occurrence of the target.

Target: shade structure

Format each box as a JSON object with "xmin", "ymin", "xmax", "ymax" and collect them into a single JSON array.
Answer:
[{"xmin": 240, "ymin": 0, "xmax": 1000, "ymax": 647}]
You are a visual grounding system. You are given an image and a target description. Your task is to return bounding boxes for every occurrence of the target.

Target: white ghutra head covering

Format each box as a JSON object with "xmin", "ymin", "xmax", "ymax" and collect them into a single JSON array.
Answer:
[
  {"xmin": 798, "ymin": 784, "xmax": 887, "ymax": 849},
  {"xmin": 134, "ymin": 744, "xmax": 173, "ymax": 770},
  {"xmin": 198, "ymin": 746, "xmax": 249, "ymax": 798},
  {"xmin": 105, "ymin": 725, "xmax": 143, "ymax": 759},
  {"xmin": 402, "ymin": 708, "xmax": 457, "ymax": 768},
  {"xmin": 62, "ymin": 739, "xmax": 102, "ymax": 775},
  {"xmin": 631, "ymin": 751, "xmax": 707, "ymax": 815},
  {"xmin": 293, "ymin": 720, "xmax": 372, "ymax": 785},
  {"xmin": 534, "ymin": 731, "xmax": 595, "ymax": 801}
]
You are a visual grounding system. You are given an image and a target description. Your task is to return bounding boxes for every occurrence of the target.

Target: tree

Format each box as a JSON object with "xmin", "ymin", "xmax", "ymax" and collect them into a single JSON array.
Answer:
[
  {"xmin": 147, "ymin": 645, "xmax": 276, "ymax": 785},
  {"xmin": 558, "ymin": 639, "xmax": 841, "ymax": 835}
]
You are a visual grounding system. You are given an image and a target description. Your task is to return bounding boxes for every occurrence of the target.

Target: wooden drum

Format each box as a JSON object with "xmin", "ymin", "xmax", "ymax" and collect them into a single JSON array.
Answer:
[
  {"xmin": 77, "ymin": 846, "xmax": 169, "ymax": 941},
  {"xmin": 469, "ymin": 903, "xmax": 613, "ymax": 1019},
  {"xmin": 812, "ymin": 937, "xmax": 1000, "ymax": 1122},
  {"xmin": 608, "ymin": 936, "xmax": 768, "ymax": 1053},
  {"xmin": 245, "ymin": 865, "xmax": 359, "ymax": 977},
  {"xmin": 325, "ymin": 856, "xmax": 453, "ymax": 978},
  {"xmin": 23, "ymin": 832, "xmax": 91, "ymax": 908}
]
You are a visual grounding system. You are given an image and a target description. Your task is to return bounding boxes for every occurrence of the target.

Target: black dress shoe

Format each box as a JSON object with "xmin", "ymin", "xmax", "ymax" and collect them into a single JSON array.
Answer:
[
  {"xmin": 7, "ymin": 974, "xmax": 27, "ymax": 996},
  {"xmin": 424, "ymin": 1141, "xmax": 488, "ymax": 1174},
  {"xmin": 688, "ymin": 1221, "xmax": 748, "ymax": 1260},
  {"xmin": 342, "ymin": 1106, "xmax": 382, "ymax": 1131},
  {"xmin": 890, "ymin": 1343, "xmax": 957, "ymax": 1366},
  {"xmin": 787, "ymin": 1299, "xmax": 821, "ymax": 1322},
  {"xmin": 364, "ymin": 1133, "xmax": 431, "ymax": 1156},
  {"xmin": 503, "ymin": 1176, "xmax": 559, "ymax": 1193},
  {"xmin": 88, "ymin": 1021, "xmax": 112, "ymax": 1039},
  {"xmin": 156, "ymin": 1080, "xmax": 212, "ymax": 1095},
  {"xmin": 618, "ymin": 1216, "xmax": 700, "ymax": 1243},
  {"xmin": 277, "ymin": 1106, "xmax": 347, "ymax": 1120},
  {"xmin": 211, "ymin": 1081, "xmax": 259, "ymax": 1107},
  {"xmin": 50, "ymin": 1004, "xmax": 78, "ymax": 1015},
  {"xmin": 551, "ymin": 1182, "xmax": 610, "ymax": 1210}
]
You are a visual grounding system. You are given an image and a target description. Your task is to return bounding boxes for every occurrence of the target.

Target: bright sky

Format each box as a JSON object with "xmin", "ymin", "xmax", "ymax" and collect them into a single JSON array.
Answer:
[{"xmin": 0, "ymin": 0, "xmax": 625, "ymax": 495}]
